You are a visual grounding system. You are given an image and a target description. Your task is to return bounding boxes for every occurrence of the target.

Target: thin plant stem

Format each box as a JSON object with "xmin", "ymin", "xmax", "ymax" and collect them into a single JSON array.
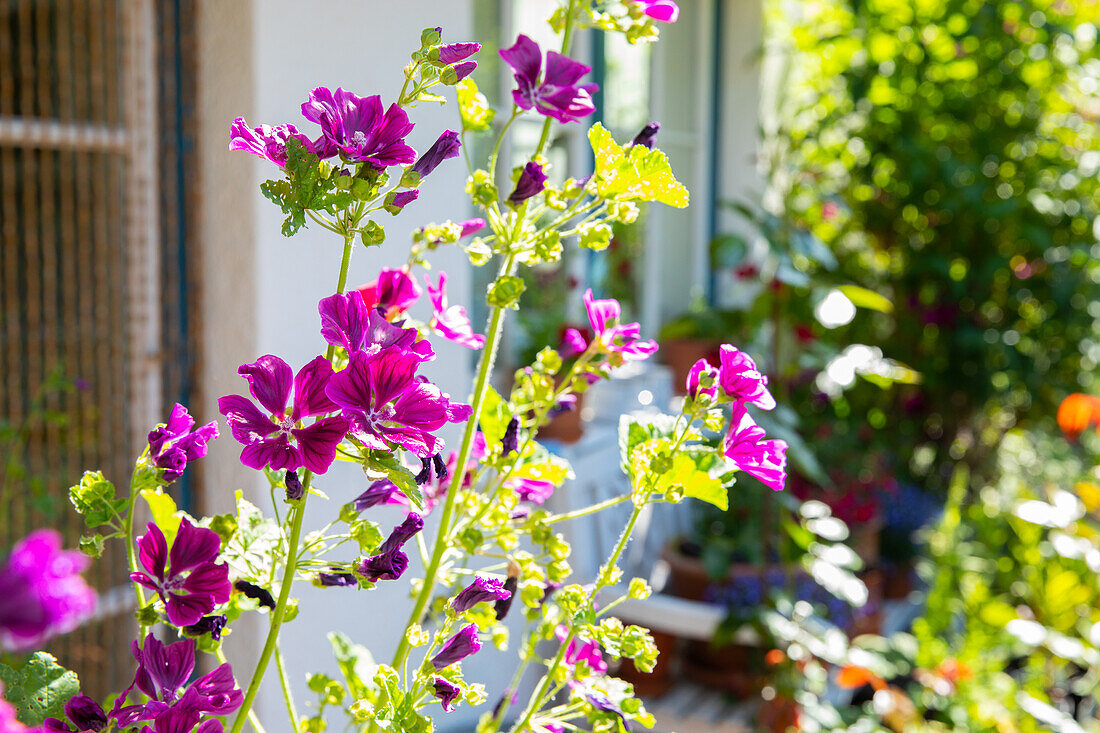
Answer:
[
  {"xmin": 390, "ymin": 251, "xmax": 519, "ymax": 671},
  {"xmin": 216, "ymin": 647, "xmax": 270, "ymax": 733},
  {"xmin": 275, "ymin": 646, "xmax": 302, "ymax": 733},
  {"xmin": 229, "ymin": 232, "xmax": 356, "ymax": 733}
]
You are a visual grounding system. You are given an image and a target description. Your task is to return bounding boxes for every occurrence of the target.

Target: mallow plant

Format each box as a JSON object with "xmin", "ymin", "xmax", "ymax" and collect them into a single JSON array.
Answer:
[{"xmin": 0, "ymin": 3, "xmax": 789, "ymax": 733}]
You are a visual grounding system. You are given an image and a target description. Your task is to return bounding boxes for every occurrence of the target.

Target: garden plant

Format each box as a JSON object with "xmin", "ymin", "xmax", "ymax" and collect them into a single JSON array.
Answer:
[{"xmin": 0, "ymin": 3, "xmax": 793, "ymax": 733}]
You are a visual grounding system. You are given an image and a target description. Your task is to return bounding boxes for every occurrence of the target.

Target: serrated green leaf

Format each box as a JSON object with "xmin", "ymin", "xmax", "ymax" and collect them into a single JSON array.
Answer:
[
  {"xmin": 0, "ymin": 652, "xmax": 80, "ymax": 726},
  {"xmin": 588, "ymin": 123, "xmax": 688, "ymax": 208},
  {"xmin": 838, "ymin": 284, "xmax": 893, "ymax": 313},
  {"xmin": 365, "ymin": 453, "xmax": 423, "ymax": 509},
  {"xmin": 68, "ymin": 471, "xmax": 125, "ymax": 528}
]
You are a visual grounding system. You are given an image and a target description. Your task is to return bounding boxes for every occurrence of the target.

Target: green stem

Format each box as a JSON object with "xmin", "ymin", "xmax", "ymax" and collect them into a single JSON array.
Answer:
[
  {"xmin": 229, "ymin": 232, "xmax": 356, "ymax": 733},
  {"xmin": 275, "ymin": 646, "xmax": 301, "ymax": 733},
  {"xmin": 124, "ymin": 468, "xmax": 148, "ymax": 636},
  {"xmin": 510, "ymin": 505, "xmax": 644, "ymax": 733},
  {"xmin": 543, "ymin": 494, "xmax": 632, "ymax": 524},
  {"xmin": 390, "ymin": 253, "xmax": 519, "ymax": 671}
]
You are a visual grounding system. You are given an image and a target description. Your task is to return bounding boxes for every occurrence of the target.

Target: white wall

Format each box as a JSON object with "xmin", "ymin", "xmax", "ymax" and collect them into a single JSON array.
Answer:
[{"xmin": 200, "ymin": 1, "xmax": 489, "ymax": 730}]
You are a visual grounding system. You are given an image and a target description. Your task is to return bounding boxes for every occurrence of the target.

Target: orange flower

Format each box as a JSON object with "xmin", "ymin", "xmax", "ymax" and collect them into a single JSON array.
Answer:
[
  {"xmin": 836, "ymin": 665, "xmax": 887, "ymax": 691},
  {"xmin": 1057, "ymin": 393, "xmax": 1100, "ymax": 440},
  {"xmin": 935, "ymin": 658, "xmax": 972, "ymax": 684}
]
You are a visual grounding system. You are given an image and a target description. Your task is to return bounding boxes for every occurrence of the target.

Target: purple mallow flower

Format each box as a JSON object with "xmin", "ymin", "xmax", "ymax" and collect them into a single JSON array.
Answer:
[
  {"xmin": 507, "ymin": 162, "xmax": 547, "ymax": 205},
  {"xmin": 386, "ymin": 189, "xmax": 419, "ymax": 213},
  {"xmin": 353, "ymin": 479, "xmax": 410, "ymax": 511},
  {"xmin": 631, "ymin": 122, "xmax": 660, "ymax": 149},
  {"xmin": 0, "ymin": 530, "xmax": 96, "ymax": 651},
  {"xmin": 228, "ymin": 117, "xmax": 320, "ymax": 168},
  {"xmin": 355, "ymin": 268, "xmax": 423, "ymax": 316},
  {"xmin": 718, "ymin": 345, "xmax": 775, "ymax": 410},
  {"xmin": 358, "ymin": 513, "xmax": 423, "ymax": 582},
  {"xmin": 460, "ymin": 218, "xmax": 486, "ymax": 237},
  {"xmin": 557, "ymin": 626, "xmax": 608, "ymax": 674},
  {"xmin": 573, "ymin": 289, "xmax": 657, "ymax": 362},
  {"xmin": 148, "ymin": 404, "xmax": 218, "ymax": 483},
  {"xmin": 218, "ymin": 355, "xmax": 350, "ymax": 475},
  {"xmin": 586, "ymin": 691, "xmax": 632, "ymax": 731},
  {"xmin": 427, "ymin": 272, "xmax": 486, "ymax": 350},
  {"xmin": 510, "ymin": 476, "xmax": 555, "ymax": 504},
  {"xmin": 285, "ymin": 470, "xmax": 303, "ymax": 501},
  {"xmin": 44, "ymin": 694, "xmax": 107, "ymax": 733},
  {"xmin": 318, "ymin": 571, "xmax": 357, "ymax": 587},
  {"xmin": 451, "ymin": 576, "xmax": 511, "ymax": 613},
  {"xmin": 183, "ymin": 614, "xmax": 227, "ymax": 641},
  {"xmin": 499, "ymin": 35, "xmax": 597, "ymax": 123},
  {"xmin": 632, "ymin": 0, "xmax": 679, "ymax": 22},
  {"xmin": 301, "ymin": 87, "xmax": 416, "ymax": 168},
  {"xmin": 449, "ymin": 61, "xmax": 477, "ymax": 83},
  {"xmin": 110, "ymin": 634, "xmax": 242, "ymax": 730},
  {"xmin": 319, "ymin": 291, "xmax": 432, "ymax": 361},
  {"xmin": 326, "ymin": 350, "xmax": 471, "ymax": 458},
  {"xmin": 130, "ymin": 520, "xmax": 230, "ymax": 627},
  {"xmin": 502, "ymin": 417, "xmax": 519, "ymax": 455},
  {"xmin": 686, "ymin": 358, "xmax": 719, "ymax": 401},
  {"xmin": 723, "ymin": 403, "xmax": 788, "ymax": 492},
  {"xmin": 436, "ymin": 42, "xmax": 480, "ymax": 65},
  {"xmin": 432, "ymin": 677, "xmax": 461, "ymax": 712},
  {"xmin": 411, "ymin": 130, "xmax": 461, "ymax": 179},
  {"xmin": 431, "ymin": 624, "xmax": 482, "ymax": 670}
]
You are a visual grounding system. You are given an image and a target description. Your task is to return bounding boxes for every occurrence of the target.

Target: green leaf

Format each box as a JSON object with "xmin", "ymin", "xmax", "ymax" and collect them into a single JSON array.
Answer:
[
  {"xmin": 221, "ymin": 492, "xmax": 282, "ymax": 581},
  {"xmin": 837, "ymin": 284, "xmax": 893, "ymax": 314},
  {"xmin": 329, "ymin": 632, "xmax": 377, "ymax": 699},
  {"xmin": 456, "ymin": 78, "xmax": 494, "ymax": 132},
  {"xmin": 365, "ymin": 453, "xmax": 423, "ymax": 510},
  {"xmin": 0, "ymin": 652, "xmax": 81, "ymax": 726},
  {"xmin": 588, "ymin": 123, "xmax": 688, "ymax": 208},
  {"xmin": 479, "ymin": 386, "xmax": 509, "ymax": 450},
  {"xmin": 68, "ymin": 471, "xmax": 125, "ymax": 528},
  {"xmin": 141, "ymin": 488, "xmax": 181, "ymax": 543},
  {"xmin": 657, "ymin": 453, "xmax": 727, "ymax": 510},
  {"xmin": 617, "ymin": 413, "xmax": 678, "ymax": 474}
]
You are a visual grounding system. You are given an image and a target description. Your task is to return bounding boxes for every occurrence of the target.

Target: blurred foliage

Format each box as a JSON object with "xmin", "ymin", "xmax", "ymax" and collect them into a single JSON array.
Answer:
[
  {"xmin": 781, "ymin": 0, "xmax": 1100, "ymax": 489},
  {"xmin": 763, "ymin": 429, "xmax": 1100, "ymax": 731}
]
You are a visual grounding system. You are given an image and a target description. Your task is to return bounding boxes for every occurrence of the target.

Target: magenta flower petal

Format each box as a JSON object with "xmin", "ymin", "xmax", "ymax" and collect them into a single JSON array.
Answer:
[
  {"xmin": 633, "ymin": 0, "xmax": 679, "ymax": 22},
  {"xmin": 722, "ymin": 403, "xmax": 787, "ymax": 491},
  {"xmin": 138, "ymin": 523, "xmax": 169, "ymax": 582},
  {"xmin": 507, "ymin": 162, "xmax": 547, "ymax": 205},
  {"xmin": 229, "ymin": 117, "xmax": 319, "ymax": 167},
  {"xmin": 292, "ymin": 416, "xmax": 352, "ymax": 474},
  {"xmin": 291, "ymin": 356, "xmax": 339, "ymax": 420},
  {"xmin": 238, "ymin": 355, "xmax": 293, "ymax": 417},
  {"xmin": 181, "ymin": 564, "xmax": 231, "ymax": 605},
  {"xmin": 168, "ymin": 520, "xmax": 222, "ymax": 576},
  {"xmin": 451, "ymin": 576, "xmax": 511, "ymax": 613},
  {"xmin": 718, "ymin": 345, "xmax": 776, "ymax": 410},
  {"xmin": 319, "ymin": 292, "xmax": 370, "ymax": 352},
  {"xmin": 432, "ymin": 677, "xmax": 461, "ymax": 712},
  {"xmin": 686, "ymin": 358, "xmax": 719, "ymax": 400},
  {"xmin": 0, "ymin": 530, "xmax": 95, "ymax": 651},
  {"xmin": 437, "ymin": 42, "xmax": 481, "ymax": 65},
  {"xmin": 499, "ymin": 35, "xmax": 542, "ymax": 108},
  {"xmin": 431, "ymin": 624, "xmax": 482, "ymax": 670},
  {"xmin": 411, "ymin": 130, "xmax": 461, "ymax": 179},
  {"xmin": 426, "ymin": 272, "xmax": 486, "ymax": 350},
  {"xmin": 217, "ymin": 395, "xmax": 276, "ymax": 444},
  {"xmin": 543, "ymin": 51, "xmax": 591, "ymax": 88},
  {"xmin": 240, "ymin": 435, "xmax": 300, "ymax": 472}
]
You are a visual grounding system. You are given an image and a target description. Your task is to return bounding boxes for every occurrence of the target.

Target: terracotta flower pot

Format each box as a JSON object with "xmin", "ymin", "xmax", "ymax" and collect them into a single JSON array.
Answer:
[
  {"xmin": 660, "ymin": 338, "xmax": 721, "ymax": 396},
  {"xmin": 537, "ymin": 390, "xmax": 585, "ymax": 443}
]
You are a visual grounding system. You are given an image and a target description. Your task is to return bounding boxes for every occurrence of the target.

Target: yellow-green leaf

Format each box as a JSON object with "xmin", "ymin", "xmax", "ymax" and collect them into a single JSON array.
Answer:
[
  {"xmin": 658, "ymin": 454, "xmax": 727, "ymax": 510},
  {"xmin": 838, "ymin": 284, "xmax": 893, "ymax": 314},
  {"xmin": 457, "ymin": 78, "xmax": 494, "ymax": 132},
  {"xmin": 588, "ymin": 123, "xmax": 688, "ymax": 208},
  {"xmin": 141, "ymin": 488, "xmax": 181, "ymax": 543}
]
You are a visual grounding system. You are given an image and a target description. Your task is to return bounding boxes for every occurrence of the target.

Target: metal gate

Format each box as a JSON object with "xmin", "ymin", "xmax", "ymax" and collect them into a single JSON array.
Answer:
[{"xmin": 0, "ymin": 0, "xmax": 198, "ymax": 699}]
